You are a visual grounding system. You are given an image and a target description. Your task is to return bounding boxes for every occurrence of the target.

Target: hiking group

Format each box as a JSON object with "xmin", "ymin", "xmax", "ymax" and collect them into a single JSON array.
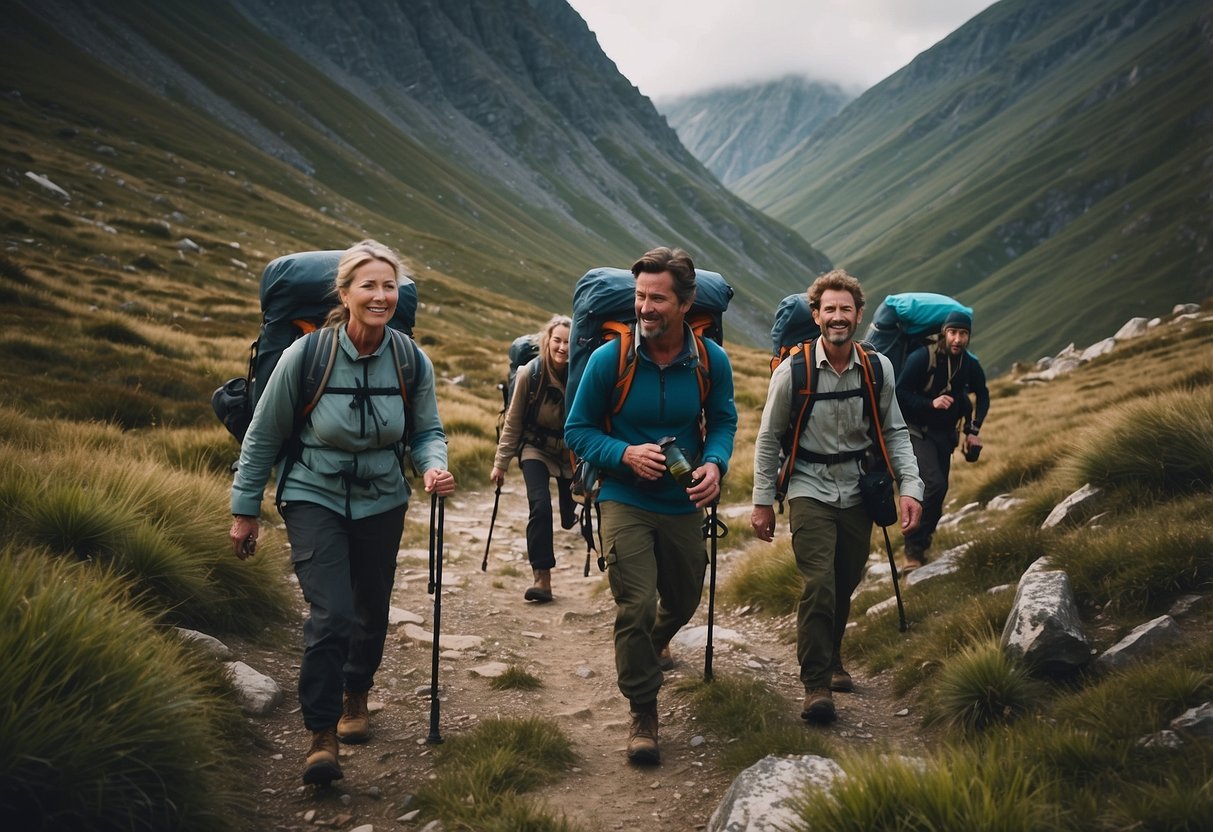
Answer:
[{"xmin": 220, "ymin": 239, "xmax": 989, "ymax": 784}]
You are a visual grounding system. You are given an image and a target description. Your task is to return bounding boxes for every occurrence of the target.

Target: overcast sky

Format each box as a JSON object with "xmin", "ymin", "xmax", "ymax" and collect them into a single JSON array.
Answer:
[{"xmin": 567, "ymin": 0, "xmax": 997, "ymax": 100}]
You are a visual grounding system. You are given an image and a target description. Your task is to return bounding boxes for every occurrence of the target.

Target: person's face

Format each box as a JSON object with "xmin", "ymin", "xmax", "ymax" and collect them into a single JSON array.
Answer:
[
  {"xmin": 340, "ymin": 259, "xmax": 398, "ymax": 331},
  {"xmin": 812, "ymin": 288, "xmax": 862, "ymax": 347},
  {"xmin": 635, "ymin": 271, "xmax": 691, "ymax": 340},
  {"xmin": 943, "ymin": 326, "xmax": 970, "ymax": 355},
  {"xmin": 549, "ymin": 324, "xmax": 570, "ymax": 368}
]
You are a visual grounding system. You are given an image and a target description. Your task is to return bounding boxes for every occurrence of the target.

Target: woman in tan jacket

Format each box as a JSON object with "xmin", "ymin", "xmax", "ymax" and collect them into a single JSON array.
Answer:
[{"xmin": 490, "ymin": 315, "xmax": 576, "ymax": 602}]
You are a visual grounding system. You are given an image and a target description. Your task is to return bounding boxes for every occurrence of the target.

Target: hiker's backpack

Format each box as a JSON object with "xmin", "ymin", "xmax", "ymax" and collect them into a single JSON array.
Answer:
[
  {"xmin": 211, "ymin": 249, "xmax": 418, "ymax": 443},
  {"xmin": 769, "ymin": 312, "xmax": 886, "ymax": 507},
  {"xmin": 495, "ymin": 333, "xmax": 543, "ymax": 444},
  {"xmin": 769, "ymin": 293, "xmax": 821, "ymax": 373},
  {"xmin": 566, "ymin": 266, "xmax": 733, "ymax": 419},
  {"xmin": 862, "ymin": 292, "xmax": 972, "ymax": 377}
]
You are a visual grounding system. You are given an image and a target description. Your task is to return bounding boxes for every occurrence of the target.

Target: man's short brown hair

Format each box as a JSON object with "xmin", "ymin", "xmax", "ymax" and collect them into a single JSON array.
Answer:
[
  {"xmin": 631, "ymin": 246, "xmax": 697, "ymax": 305},
  {"xmin": 807, "ymin": 269, "xmax": 865, "ymax": 310}
]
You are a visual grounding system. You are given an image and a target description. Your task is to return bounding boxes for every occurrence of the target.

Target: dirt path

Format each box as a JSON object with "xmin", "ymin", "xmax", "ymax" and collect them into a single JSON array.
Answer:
[{"xmin": 240, "ymin": 485, "xmax": 929, "ymax": 831}]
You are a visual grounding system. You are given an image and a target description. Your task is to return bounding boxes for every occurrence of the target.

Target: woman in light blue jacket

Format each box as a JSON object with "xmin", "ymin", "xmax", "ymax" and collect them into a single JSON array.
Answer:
[{"xmin": 229, "ymin": 239, "xmax": 454, "ymax": 787}]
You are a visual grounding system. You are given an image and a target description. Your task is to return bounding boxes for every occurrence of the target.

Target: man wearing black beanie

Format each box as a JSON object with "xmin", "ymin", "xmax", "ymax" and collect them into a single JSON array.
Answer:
[{"xmin": 894, "ymin": 310, "xmax": 989, "ymax": 569}]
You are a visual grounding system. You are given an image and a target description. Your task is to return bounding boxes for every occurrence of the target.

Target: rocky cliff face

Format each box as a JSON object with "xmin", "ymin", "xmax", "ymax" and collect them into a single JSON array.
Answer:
[{"xmin": 659, "ymin": 76, "xmax": 854, "ymax": 186}]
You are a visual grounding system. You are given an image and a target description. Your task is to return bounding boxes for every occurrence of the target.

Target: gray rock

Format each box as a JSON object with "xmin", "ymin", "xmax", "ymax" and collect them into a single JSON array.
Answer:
[
  {"xmin": 1137, "ymin": 730, "xmax": 1183, "ymax": 749},
  {"xmin": 175, "ymin": 237, "xmax": 201, "ymax": 252},
  {"xmin": 1041, "ymin": 484, "xmax": 1101, "ymax": 529},
  {"xmin": 864, "ymin": 595, "xmax": 900, "ymax": 618},
  {"xmin": 1023, "ymin": 555, "xmax": 1054, "ymax": 575},
  {"xmin": 388, "ymin": 606, "xmax": 424, "ymax": 626},
  {"xmin": 1171, "ymin": 702, "xmax": 1213, "ymax": 737},
  {"xmin": 904, "ymin": 543, "xmax": 969, "ymax": 586},
  {"xmin": 468, "ymin": 662, "xmax": 510, "ymax": 678},
  {"xmin": 557, "ymin": 707, "xmax": 593, "ymax": 720},
  {"xmin": 224, "ymin": 661, "xmax": 282, "ymax": 715},
  {"xmin": 173, "ymin": 627, "xmax": 232, "ymax": 659},
  {"xmin": 1080, "ymin": 337, "xmax": 1116, "ymax": 361},
  {"xmin": 707, "ymin": 754, "xmax": 844, "ymax": 832},
  {"xmin": 1000, "ymin": 570, "xmax": 1091, "ymax": 675},
  {"xmin": 402, "ymin": 623, "xmax": 484, "ymax": 651},
  {"xmin": 938, "ymin": 502, "xmax": 981, "ymax": 527},
  {"xmin": 573, "ymin": 665, "xmax": 596, "ymax": 679},
  {"xmin": 1167, "ymin": 595, "xmax": 1203, "ymax": 617},
  {"xmin": 1172, "ymin": 303, "xmax": 1200, "ymax": 315},
  {"xmin": 987, "ymin": 494, "xmax": 1026, "ymax": 512},
  {"xmin": 672, "ymin": 625, "xmax": 745, "ymax": 650},
  {"xmin": 1113, "ymin": 317, "xmax": 1149, "ymax": 339},
  {"xmin": 1095, "ymin": 615, "xmax": 1181, "ymax": 671},
  {"xmin": 25, "ymin": 171, "xmax": 70, "ymax": 200}
]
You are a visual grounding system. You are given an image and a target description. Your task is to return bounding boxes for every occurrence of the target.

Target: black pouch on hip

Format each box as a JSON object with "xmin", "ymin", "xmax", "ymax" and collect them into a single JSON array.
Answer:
[{"xmin": 858, "ymin": 468, "xmax": 897, "ymax": 528}]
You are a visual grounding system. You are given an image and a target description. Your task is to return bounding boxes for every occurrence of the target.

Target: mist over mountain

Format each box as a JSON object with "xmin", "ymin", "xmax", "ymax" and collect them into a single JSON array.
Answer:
[
  {"xmin": 1, "ymin": 0, "xmax": 832, "ymax": 345},
  {"xmin": 736, "ymin": 0, "xmax": 1213, "ymax": 371},
  {"xmin": 658, "ymin": 76, "xmax": 854, "ymax": 186}
]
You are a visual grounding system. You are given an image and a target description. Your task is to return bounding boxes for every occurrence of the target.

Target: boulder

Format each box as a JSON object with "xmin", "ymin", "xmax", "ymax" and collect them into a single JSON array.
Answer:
[
  {"xmin": 1171, "ymin": 702, "xmax": 1213, "ymax": 737},
  {"xmin": 1000, "ymin": 570, "xmax": 1091, "ymax": 675},
  {"xmin": 904, "ymin": 543, "xmax": 969, "ymax": 586},
  {"xmin": 1041, "ymin": 484, "xmax": 1101, "ymax": 529},
  {"xmin": 1172, "ymin": 303, "xmax": 1200, "ymax": 316},
  {"xmin": 1113, "ymin": 317, "xmax": 1149, "ymax": 339},
  {"xmin": 1080, "ymin": 337, "xmax": 1116, "ymax": 362},
  {"xmin": 173, "ymin": 627, "xmax": 233, "ymax": 660},
  {"xmin": 224, "ymin": 660, "xmax": 282, "ymax": 715},
  {"xmin": 707, "ymin": 754, "xmax": 844, "ymax": 832},
  {"xmin": 987, "ymin": 494, "xmax": 1026, "ymax": 512},
  {"xmin": 1095, "ymin": 615, "xmax": 1181, "ymax": 672}
]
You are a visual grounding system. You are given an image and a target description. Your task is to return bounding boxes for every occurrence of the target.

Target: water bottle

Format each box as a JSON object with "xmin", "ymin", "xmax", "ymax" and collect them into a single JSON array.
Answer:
[{"xmin": 658, "ymin": 436, "xmax": 696, "ymax": 488}]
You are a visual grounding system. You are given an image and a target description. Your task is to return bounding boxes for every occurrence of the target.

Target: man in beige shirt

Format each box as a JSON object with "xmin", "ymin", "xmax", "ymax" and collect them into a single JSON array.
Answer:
[{"xmin": 751, "ymin": 270, "xmax": 923, "ymax": 723}]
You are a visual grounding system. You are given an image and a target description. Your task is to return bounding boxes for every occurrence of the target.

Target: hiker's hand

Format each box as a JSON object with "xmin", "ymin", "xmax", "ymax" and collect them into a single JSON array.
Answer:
[
  {"xmin": 230, "ymin": 515, "xmax": 259, "ymax": 560},
  {"xmin": 963, "ymin": 434, "xmax": 982, "ymax": 453},
  {"xmin": 425, "ymin": 468, "xmax": 456, "ymax": 496},
  {"xmin": 622, "ymin": 442, "xmax": 665, "ymax": 481},
  {"xmin": 490, "ymin": 467, "xmax": 505, "ymax": 487},
  {"xmin": 751, "ymin": 505, "xmax": 776, "ymax": 542},
  {"xmin": 932, "ymin": 394, "xmax": 954, "ymax": 410},
  {"xmin": 688, "ymin": 462, "xmax": 721, "ymax": 508},
  {"xmin": 899, "ymin": 497, "xmax": 922, "ymax": 534}
]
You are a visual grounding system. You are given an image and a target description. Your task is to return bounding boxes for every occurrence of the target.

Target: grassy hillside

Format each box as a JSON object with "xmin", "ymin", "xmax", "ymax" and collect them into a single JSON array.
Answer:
[{"xmin": 737, "ymin": 0, "xmax": 1213, "ymax": 371}]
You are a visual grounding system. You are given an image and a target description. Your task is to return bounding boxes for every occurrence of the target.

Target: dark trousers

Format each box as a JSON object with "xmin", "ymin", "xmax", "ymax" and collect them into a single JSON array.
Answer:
[
  {"xmin": 789, "ymin": 498, "xmax": 872, "ymax": 689},
  {"xmin": 904, "ymin": 431, "xmax": 953, "ymax": 555},
  {"xmin": 281, "ymin": 501, "xmax": 406, "ymax": 731},
  {"xmin": 520, "ymin": 458, "xmax": 576, "ymax": 570}
]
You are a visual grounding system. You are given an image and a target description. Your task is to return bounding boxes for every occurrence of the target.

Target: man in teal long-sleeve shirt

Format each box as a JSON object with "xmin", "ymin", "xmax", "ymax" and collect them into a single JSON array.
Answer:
[{"xmin": 564, "ymin": 246, "xmax": 737, "ymax": 765}]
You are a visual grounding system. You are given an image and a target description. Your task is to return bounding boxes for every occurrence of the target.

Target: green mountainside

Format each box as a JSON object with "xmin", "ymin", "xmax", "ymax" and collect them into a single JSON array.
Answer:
[
  {"xmin": 658, "ymin": 76, "xmax": 854, "ymax": 186},
  {"xmin": 736, "ymin": 0, "xmax": 1213, "ymax": 371},
  {"xmin": 0, "ymin": 0, "xmax": 831, "ymax": 346}
]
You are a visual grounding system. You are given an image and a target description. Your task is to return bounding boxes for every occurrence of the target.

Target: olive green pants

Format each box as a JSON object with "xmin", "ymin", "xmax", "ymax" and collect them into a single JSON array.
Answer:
[
  {"xmin": 599, "ymin": 502, "xmax": 706, "ymax": 706},
  {"xmin": 789, "ymin": 497, "xmax": 872, "ymax": 690}
]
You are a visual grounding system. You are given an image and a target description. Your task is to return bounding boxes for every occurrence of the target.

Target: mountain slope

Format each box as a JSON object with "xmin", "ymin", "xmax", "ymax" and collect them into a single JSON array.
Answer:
[
  {"xmin": 1, "ymin": 0, "xmax": 832, "ymax": 346},
  {"xmin": 659, "ymin": 76, "xmax": 854, "ymax": 186},
  {"xmin": 737, "ymin": 0, "xmax": 1213, "ymax": 370}
]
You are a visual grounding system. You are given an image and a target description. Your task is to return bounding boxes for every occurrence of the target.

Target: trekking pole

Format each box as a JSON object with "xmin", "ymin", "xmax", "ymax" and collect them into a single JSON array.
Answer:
[
  {"xmin": 481, "ymin": 483, "xmax": 501, "ymax": 571},
  {"xmin": 703, "ymin": 503, "xmax": 728, "ymax": 682},
  {"xmin": 426, "ymin": 492, "xmax": 446, "ymax": 744},
  {"xmin": 881, "ymin": 525, "xmax": 908, "ymax": 633}
]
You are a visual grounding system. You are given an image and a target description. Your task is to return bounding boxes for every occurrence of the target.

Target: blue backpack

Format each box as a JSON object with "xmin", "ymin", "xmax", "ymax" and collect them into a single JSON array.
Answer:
[{"xmin": 863, "ymin": 292, "xmax": 972, "ymax": 375}]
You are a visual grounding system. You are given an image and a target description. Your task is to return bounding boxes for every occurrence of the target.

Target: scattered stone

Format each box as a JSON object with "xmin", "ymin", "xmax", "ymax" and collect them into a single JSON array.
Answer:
[
  {"xmin": 1000, "ymin": 570, "xmax": 1091, "ymax": 675},
  {"xmin": 176, "ymin": 237, "xmax": 201, "ymax": 253},
  {"xmin": 987, "ymin": 583, "xmax": 1015, "ymax": 594},
  {"xmin": 557, "ymin": 707, "xmax": 593, "ymax": 720},
  {"xmin": 401, "ymin": 623, "xmax": 484, "ymax": 651},
  {"xmin": 398, "ymin": 810, "xmax": 421, "ymax": 822},
  {"xmin": 1095, "ymin": 615, "xmax": 1181, "ymax": 671},
  {"xmin": 224, "ymin": 661, "xmax": 282, "ymax": 715},
  {"xmin": 1113, "ymin": 317, "xmax": 1149, "ymax": 339},
  {"xmin": 707, "ymin": 754, "xmax": 844, "ymax": 832},
  {"xmin": 671, "ymin": 625, "xmax": 745, "ymax": 650},
  {"xmin": 389, "ymin": 607, "xmax": 424, "ymax": 626},
  {"xmin": 938, "ymin": 502, "xmax": 981, "ymax": 527},
  {"xmin": 1171, "ymin": 702, "xmax": 1213, "ymax": 737},
  {"xmin": 573, "ymin": 665, "xmax": 596, "ymax": 679},
  {"xmin": 1041, "ymin": 484, "xmax": 1101, "ymax": 529},
  {"xmin": 25, "ymin": 171, "xmax": 70, "ymax": 200},
  {"xmin": 904, "ymin": 543, "xmax": 969, "ymax": 586},
  {"xmin": 521, "ymin": 631, "xmax": 544, "ymax": 639},
  {"xmin": 864, "ymin": 596, "xmax": 900, "ymax": 618},
  {"xmin": 1168, "ymin": 595, "xmax": 1202, "ymax": 617},
  {"xmin": 173, "ymin": 627, "xmax": 232, "ymax": 659},
  {"xmin": 690, "ymin": 735, "xmax": 706, "ymax": 747},
  {"xmin": 1080, "ymin": 337, "xmax": 1116, "ymax": 361},
  {"xmin": 1137, "ymin": 730, "xmax": 1183, "ymax": 749},
  {"xmin": 350, "ymin": 825, "xmax": 373, "ymax": 832},
  {"xmin": 468, "ymin": 662, "xmax": 510, "ymax": 678},
  {"xmin": 1172, "ymin": 303, "xmax": 1200, "ymax": 315},
  {"xmin": 895, "ymin": 708, "xmax": 910, "ymax": 717},
  {"xmin": 987, "ymin": 494, "xmax": 1025, "ymax": 512}
]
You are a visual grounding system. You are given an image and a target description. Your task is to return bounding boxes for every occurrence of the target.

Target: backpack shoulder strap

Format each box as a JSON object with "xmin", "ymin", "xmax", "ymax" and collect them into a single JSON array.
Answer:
[
  {"xmin": 855, "ymin": 343, "xmax": 893, "ymax": 470},
  {"xmin": 605, "ymin": 321, "xmax": 636, "ymax": 418},
  {"xmin": 300, "ymin": 327, "xmax": 338, "ymax": 419},
  {"xmin": 386, "ymin": 327, "xmax": 421, "ymax": 415}
]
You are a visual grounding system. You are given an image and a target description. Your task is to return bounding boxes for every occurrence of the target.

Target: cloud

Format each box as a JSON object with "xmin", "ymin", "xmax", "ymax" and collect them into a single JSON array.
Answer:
[{"xmin": 567, "ymin": 0, "xmax": 996, "ymax": 99}]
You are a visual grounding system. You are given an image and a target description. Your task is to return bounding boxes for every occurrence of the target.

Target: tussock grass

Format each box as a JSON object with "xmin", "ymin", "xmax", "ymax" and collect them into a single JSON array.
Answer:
[
  {"xmin": 1068, "ymin": 387, "xmax": 1213, "ymax": 498},
  {"xmin": 922, "ymin": 640, "xmax": 1047, "ymax": 734},
  {"xmin": 789, "ymin": 747, "xmax": 1058, "ymax": 831},
  {"xmin": 675, "ymin": 675, "xmax": 831, "ymax": 774},
  {"xmin": 0, "ymin": 549, "xmax": 252, "ymax": 830},
  {"xmin": 489, "ymin": 666, "xmax": 544, "ymax": 691},
  {"xmin": 415, "ymin": 717, "xmax": 582, "ymax": 831},
  {"xmin": 719, "ymin": 539, "xmax": 801, "ymax": 616}
]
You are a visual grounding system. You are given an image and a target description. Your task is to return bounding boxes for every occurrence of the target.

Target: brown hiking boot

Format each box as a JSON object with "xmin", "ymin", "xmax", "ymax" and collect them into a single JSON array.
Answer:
[
  {"xmin": 801, "ymin": 688, "xmax": 836, "ymax": 723},
  {"xmin": 656, "ymin": 644, "xmax": 675, "ymax": 671},
  {"xmin": 337, "ymin": 690, "xmax": 371, "ymax": 743},
  {"xmin": 524, "ymin": 568, "xmax": 553, "ymax": 603},
  {"xmin": 302, "ymin": 727, "xmax": 343, "ymax": 785},
  {"xmin": 829, "ymin": 664, "xmax": 854, "ymax": 693},
  {"xmin": 627, "ymin": 707, "xmax": 660, "ymax": 764}
]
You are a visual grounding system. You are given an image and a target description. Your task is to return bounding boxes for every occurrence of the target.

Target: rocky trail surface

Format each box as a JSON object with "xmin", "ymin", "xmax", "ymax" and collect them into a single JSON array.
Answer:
[{"xmin": 238, "ymin": 483, "xmax": 929, "ymax": 831}]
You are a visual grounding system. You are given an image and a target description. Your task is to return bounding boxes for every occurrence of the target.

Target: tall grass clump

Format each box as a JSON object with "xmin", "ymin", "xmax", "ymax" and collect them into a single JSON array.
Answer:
[
  {"xmin": 1069, "ymin": 386, "xmax": 1213, "ymax": 498},
  {"xmin": 0, "ymin": 549, "xmax": 253, "ymax": 830},
  {"xmin": 788, "ymin": 748, "xmax": 1059, "ymax": 832},
  {"xmin": 414, "ymin": 717, "xmax": 582, "ymax": 831},
  {"xmin": 489, "ymin": 665, "xmax": 544, "ymax": 691},
  {"xmin": 923, "ymin": 641, "xmax": 1047, "ymax": 735},
  {"xmin": 719, "ymin": 540, "xmax": 801, "ymax": 615},
  {"xmin": 676, "ymin": 675, "xmax": 831, "ymax": 773}
]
